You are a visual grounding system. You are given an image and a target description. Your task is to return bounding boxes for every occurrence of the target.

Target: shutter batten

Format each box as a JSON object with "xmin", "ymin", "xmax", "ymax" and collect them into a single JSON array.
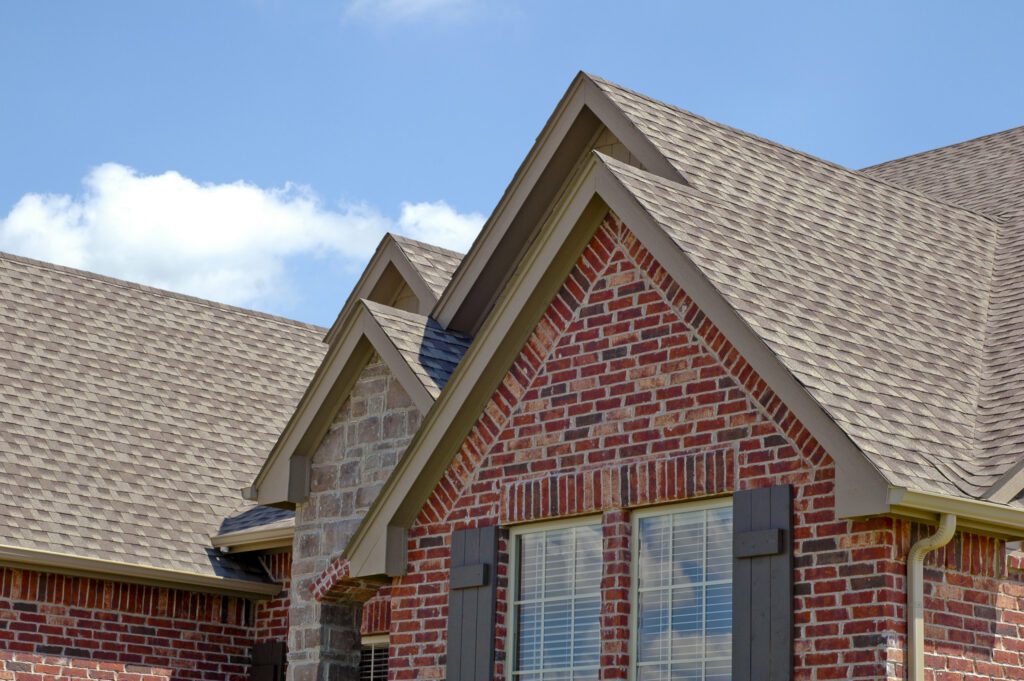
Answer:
[
  {"xmin": 732, "ymin": 484, "xmax": 793, "ymax": 681},
  {"xmin": 446, "ymin": 525, "xmax": 499, "ymax": 681}
]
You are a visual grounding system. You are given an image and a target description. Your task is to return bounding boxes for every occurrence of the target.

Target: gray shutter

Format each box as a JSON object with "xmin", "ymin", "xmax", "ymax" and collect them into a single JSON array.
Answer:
[
  {"xmin": 250, "ymin": 641, "xmax": 287, "ymax": 681},
  {"xmin": 446, "ymin": 525, "xmax": 499, "ymax": 681},
  {"xmin": 732, "ymin": 484, "xmax": 792, "ymax": 681}
]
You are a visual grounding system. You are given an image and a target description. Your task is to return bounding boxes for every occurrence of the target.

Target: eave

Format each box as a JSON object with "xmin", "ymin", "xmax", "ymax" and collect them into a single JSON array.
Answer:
[
  {"xmin": 432, "ymin": 71, "xmax": 685, "ymax": 336},
  {"xmin": 210, "ymin": 518, "xmax": 296, "ymax": 554},
  {"xmin": 0, "ymin": 544, "xmax": 283, "ymax": 599},
  {"xmin": 343, "ymin": 153, "xmax": 906, "ymax": 579},
  {"xmin": 250, "ymin": 300, "xmax": 439, "ymax": 507}
]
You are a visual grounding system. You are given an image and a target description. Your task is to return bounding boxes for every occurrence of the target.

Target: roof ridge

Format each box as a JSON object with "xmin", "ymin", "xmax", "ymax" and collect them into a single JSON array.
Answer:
[
  {"xmin": 586, "ymin": 73, "xmax": 1000, "ymax": 226},
  {"xmin": 861, "ymin": 123, "xmax": 1024, "ymax": 173},
  {"xmin": 0, "ymin": 250, "xmax": 327, "ymax": 334},
  {"xmin": 390, "ymin": 233, "xmax": 466, "ymax": 258}
]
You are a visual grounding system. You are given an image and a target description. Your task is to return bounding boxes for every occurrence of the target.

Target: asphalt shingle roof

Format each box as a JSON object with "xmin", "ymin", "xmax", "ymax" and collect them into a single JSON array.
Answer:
[
  {"xmin": 391, "ymin": 235, "xmax": 465, "ymax": 299},
  {"xmin": 0, "ymin": 253, "xmax": 326, "ymax": 579},
  {"xmin": 590, "ymin": 75, "xmax": 1023, "ymax": 502},
  {"xmin": 862, "ymin": 127, "xmax": 1024, "ymax": 489},
  {"xmin": 363, "ymin": 299, "xmax": 472, "ymax": 399}
]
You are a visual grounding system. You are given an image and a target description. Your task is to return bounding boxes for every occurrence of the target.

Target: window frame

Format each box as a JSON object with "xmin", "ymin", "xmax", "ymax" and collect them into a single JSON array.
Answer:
[
  {"xmin": 359, "ymin": 633, "xmax": 389, "ymax": 681},
  {"xmin": 506, "ymin": 514, "xmax": 604, "ymax": 681},
  {"xmin": 628, "ymin": 496, "xmax": 733, "ymax": 681}
]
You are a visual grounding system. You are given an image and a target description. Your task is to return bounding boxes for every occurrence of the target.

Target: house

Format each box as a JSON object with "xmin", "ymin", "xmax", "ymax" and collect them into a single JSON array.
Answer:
[
  {"xmin": 0, "ymin": 254, "xmax": 326, "ymax": 679},
  {"xmin": 251, "ymin": 73, "xmax": 1024, "ymax": 681},
  {"xmin": 2, "ymin": 71, "xmax": 1023, "ymax": 681}
]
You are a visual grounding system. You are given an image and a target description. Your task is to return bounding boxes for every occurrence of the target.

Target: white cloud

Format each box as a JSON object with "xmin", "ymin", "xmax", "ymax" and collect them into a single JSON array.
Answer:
[
  {"xmin": 397, "ymin": 200, "xmax": 484, "ymax": 252},
  {"xmin": 344, "ymin": 0, "xmax": 478, "ymax": 23},
  {"xmin": 0, "ymin": 163, "xmax": 483, "ymax": 308}
]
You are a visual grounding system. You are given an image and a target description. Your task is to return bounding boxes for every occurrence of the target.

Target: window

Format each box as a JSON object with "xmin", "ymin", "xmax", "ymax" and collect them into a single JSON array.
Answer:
[
  {"xmin": 359, "ymin": 635, "xmax": 388, "ymax": 681},
  {"xmin": 509, "ymin": 519, "xmax": 603, "ymax": 681},
  {"xmin": 632, "ymin": 500, "xmax": 733, "ymax": 681}
]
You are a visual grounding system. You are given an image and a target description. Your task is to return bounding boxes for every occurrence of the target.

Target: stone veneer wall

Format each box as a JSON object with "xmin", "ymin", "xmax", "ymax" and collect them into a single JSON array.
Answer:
[{"xmin": 288, "ymin": 356, "xmax": 420, "ymax": 681}]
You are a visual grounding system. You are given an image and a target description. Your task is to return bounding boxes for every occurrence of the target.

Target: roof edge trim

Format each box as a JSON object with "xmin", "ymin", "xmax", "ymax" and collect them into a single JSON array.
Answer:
[
  {"xmin": 324, "ymin": 234, "xmax": 439, "ymax": 346},
  {"xmin": 432, "ymin": 71, "xmax": 684, "ymax": 333},
  {"xmin": 210, "ymin": 519, "xmax": 296, "ymax": 554},
  {"xmin": 889, "ymin": 488, "xmax": 1024, "ymax": 538},
  {"xmin": 252, "ymin": 301, "xmax": 437, "ymax": 506},
  {"xmin": 343, "ymin": 153, "xmax": 897, "ymax": 579},
  {"xmin": 0, "ymin": 544, "xmax": 283, "ymax": 599}
]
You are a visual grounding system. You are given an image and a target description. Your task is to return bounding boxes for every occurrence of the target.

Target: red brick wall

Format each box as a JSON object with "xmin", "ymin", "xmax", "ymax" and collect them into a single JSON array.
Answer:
[
  {"xmin": 385, "ymin": 213, "xmax": 1024, "ymax": 681},
  {"xmin": 255, "ymin": 551, "xmax": 292, "ymax": 643},
  {"xmin": 0, "ymin": 552, "xmax": 291, "ymax": 680}
]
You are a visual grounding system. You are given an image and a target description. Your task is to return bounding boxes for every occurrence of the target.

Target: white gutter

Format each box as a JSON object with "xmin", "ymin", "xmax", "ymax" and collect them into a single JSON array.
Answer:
[{"xmin": 906, "ymin": 513, "xmax": 956, "ymax": 681}]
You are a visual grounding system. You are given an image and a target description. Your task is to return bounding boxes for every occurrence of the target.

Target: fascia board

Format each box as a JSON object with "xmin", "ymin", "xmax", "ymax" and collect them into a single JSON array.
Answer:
[
  {"xmin": 0, "ymin": 545, "xmax": 283, "ymax": 599},
  {"xmin": 590, "ymin": 157, "xmax": 893, "ymax": 519},
  {"xmin": 253, "ymin": 309, "xmax": 371, "ymax": 504},
  {"xmin": 983, "ymin": 459, "xmax": 1024, "ymax": 505},
  {"xmin": 344, "ymin": 159, "xmax": 608, "ymax": 578},
  {"xmin": 889, "ymin": 488, "xmax": 1024, "ymax": 538},
  {"xmin": 254, "ymin": 303, "xmax": 436, "ymax": 506},
  {"xmin": 209, "ymin": 519, "xmax": 296, "ymax": 553},
  {"xmin": 346, "ymin": 154, "xmax": 911, "ymax": 578},
  {"xmin": 361, "ymin": 306, "xmax": 437, "ymax": 414},
  {"xmin": 433, "ymin": 73, "xmax": 683, "ymax": 332},
  {"xmin": 324, "ymin": 237, "xmax": 440, "ymax": 346}
]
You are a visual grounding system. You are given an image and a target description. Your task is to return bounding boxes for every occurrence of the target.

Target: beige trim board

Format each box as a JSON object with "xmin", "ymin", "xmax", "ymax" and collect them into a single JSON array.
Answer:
[
  {"xmin": 0, "ymin": 544, "xmax": 283, "ymax": 598},
  {"xmin": 342, "ymin": 153, "xmax": 919, "ymax": 579},
  {"xmin": 433, "ymin": 71, "xmax": 684, "ymax": 335},
  {"xmin": 210, "ymin": 519, "xmax": 295, "ymax": 554},
  {"xmin": 889, "ymin": 488, "xmax": 1024, "ymax": 539},
  {"xmin": 324, "ymin": 234, "xmax": 440, "ymax": 346},
  {"xmin": 253, "ymin": 300, "xmax": 438, "ymax": 507}
]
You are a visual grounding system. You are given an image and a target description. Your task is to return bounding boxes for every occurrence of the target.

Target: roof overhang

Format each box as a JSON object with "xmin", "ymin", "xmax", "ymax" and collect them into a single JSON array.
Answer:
[
  {"xmin": 210, "ymin": 518, "xmax": 296, "ymax": 554},
  {"xmin": 433, "ymin": 71, "xmax": 685, "ymax": 336},
  {"xmin": 0, "ymin": 544, "xmax": 283, "ymax": 599},
  {"xmin": 345, "ymin": 153, "xmax": 968, "ymax": 579},
  {"xmin": 250, "ymin": 300, "xmax": 439, "ymax": 508},
  {"xmin": 324, "ymin": 234, "xmax": 441, "ymax": 346}
]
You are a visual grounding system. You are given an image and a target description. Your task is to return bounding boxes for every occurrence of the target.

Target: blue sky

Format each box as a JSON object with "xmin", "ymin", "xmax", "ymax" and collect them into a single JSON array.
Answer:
[{"xmin": 2, "ymin": 1, "xmax": 1022, "ymax": 327}]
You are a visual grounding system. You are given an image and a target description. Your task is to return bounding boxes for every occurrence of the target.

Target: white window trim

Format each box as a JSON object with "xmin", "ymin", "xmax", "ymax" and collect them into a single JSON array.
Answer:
[
  {"xmin": 506, "ymin": 514, "xmax": 603, "ymax": 681},
  {"xmin": 628, "ymin": 497, "xmax": 733, "ymax": 681}
]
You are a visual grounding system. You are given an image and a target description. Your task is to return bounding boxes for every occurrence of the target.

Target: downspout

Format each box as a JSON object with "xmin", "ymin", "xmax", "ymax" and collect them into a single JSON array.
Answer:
[{"xmin": 906, "ymin": 513, "xmax": 956, "ymax": 681}]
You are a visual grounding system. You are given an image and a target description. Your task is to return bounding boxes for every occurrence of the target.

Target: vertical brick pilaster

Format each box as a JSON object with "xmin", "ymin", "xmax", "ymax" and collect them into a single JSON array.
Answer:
[{"xmin": 601, "ymin": 508, "xmax": 631, "ymax": 681}]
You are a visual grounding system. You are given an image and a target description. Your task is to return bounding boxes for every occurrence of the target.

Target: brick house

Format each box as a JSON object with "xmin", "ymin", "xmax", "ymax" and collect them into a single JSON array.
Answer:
[
  {"xmin": 250, "ymin": 74, "xmax": 1024, "ymax": 681},
  {"xmin": 0, "ymin": 253, "xmax": 325, "ymax": 679},
  {"xmin": 3, "ymin": 71, "xmax": 1024, "ymax": 681}
]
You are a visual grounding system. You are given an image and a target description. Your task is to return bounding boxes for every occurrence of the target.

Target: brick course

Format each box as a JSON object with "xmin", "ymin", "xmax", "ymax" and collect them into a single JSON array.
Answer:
[
  {"xmin": 0, "ymin": 556, "xmax": 290, "ymax": 681},
  {"xmin": 383, "ymin": 213, "xmax": 1024, "ymax": 681}
]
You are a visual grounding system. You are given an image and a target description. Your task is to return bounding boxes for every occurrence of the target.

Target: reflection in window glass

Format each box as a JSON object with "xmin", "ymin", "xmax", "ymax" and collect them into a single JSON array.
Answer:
[
  {"xmin": 635, "ymin": 505, "xmax": 732, "ymax": 681},
  {"xmin": 512, "ymin": 522, "xmax": 602, "ymax": 681}
]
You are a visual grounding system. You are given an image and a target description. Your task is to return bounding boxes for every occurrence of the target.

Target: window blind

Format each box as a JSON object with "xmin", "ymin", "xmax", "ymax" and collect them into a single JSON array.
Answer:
[
  {"xmin": 512, "ymin": 522, "xmax": 602, "ymax": 681},
  {"xmin": 634, "ymin": 504, "xmax": 733, "ymax": 681}
]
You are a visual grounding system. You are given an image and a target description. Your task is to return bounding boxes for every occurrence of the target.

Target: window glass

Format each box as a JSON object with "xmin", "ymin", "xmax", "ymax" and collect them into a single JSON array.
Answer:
[
  {"xmin": 512, "ymin": 522, "xmax": 602, "ymax": 681},
  {"xmin": 635, "ymin": 504, "xmax": 732, "ymax": 681}
]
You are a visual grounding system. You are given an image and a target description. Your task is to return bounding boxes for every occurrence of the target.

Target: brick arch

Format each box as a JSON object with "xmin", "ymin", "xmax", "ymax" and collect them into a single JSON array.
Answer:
[{"xmin": 415, "ymin": 213, "xmax": 830, "ymax": 529}]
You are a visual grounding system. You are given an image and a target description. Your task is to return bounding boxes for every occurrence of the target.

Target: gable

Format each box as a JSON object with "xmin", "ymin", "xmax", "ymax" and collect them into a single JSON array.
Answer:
[
  {"xmin": 415, "ymin": 214, "xmax": 824, "ymax": 529},
  {"xmin": 433, "ymin": 72, "xmax": 683, "ymax": 336}
]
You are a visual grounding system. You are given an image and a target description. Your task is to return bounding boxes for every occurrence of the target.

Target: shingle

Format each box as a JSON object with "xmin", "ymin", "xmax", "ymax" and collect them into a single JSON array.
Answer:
[
  {"xmin": 590, "ymin": 75, "xmax": 1023, "ymax": 504},
  {"xmin": 0, "ymin": 253, "xmax": 326, "ymax": 579},
  {"xmin": 362, "ymin": 300, "xmax": 472, "ymax": 398},
  {"xmin": 391, "ymin": 235, "xmax": 464, "ymax": 299}
]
